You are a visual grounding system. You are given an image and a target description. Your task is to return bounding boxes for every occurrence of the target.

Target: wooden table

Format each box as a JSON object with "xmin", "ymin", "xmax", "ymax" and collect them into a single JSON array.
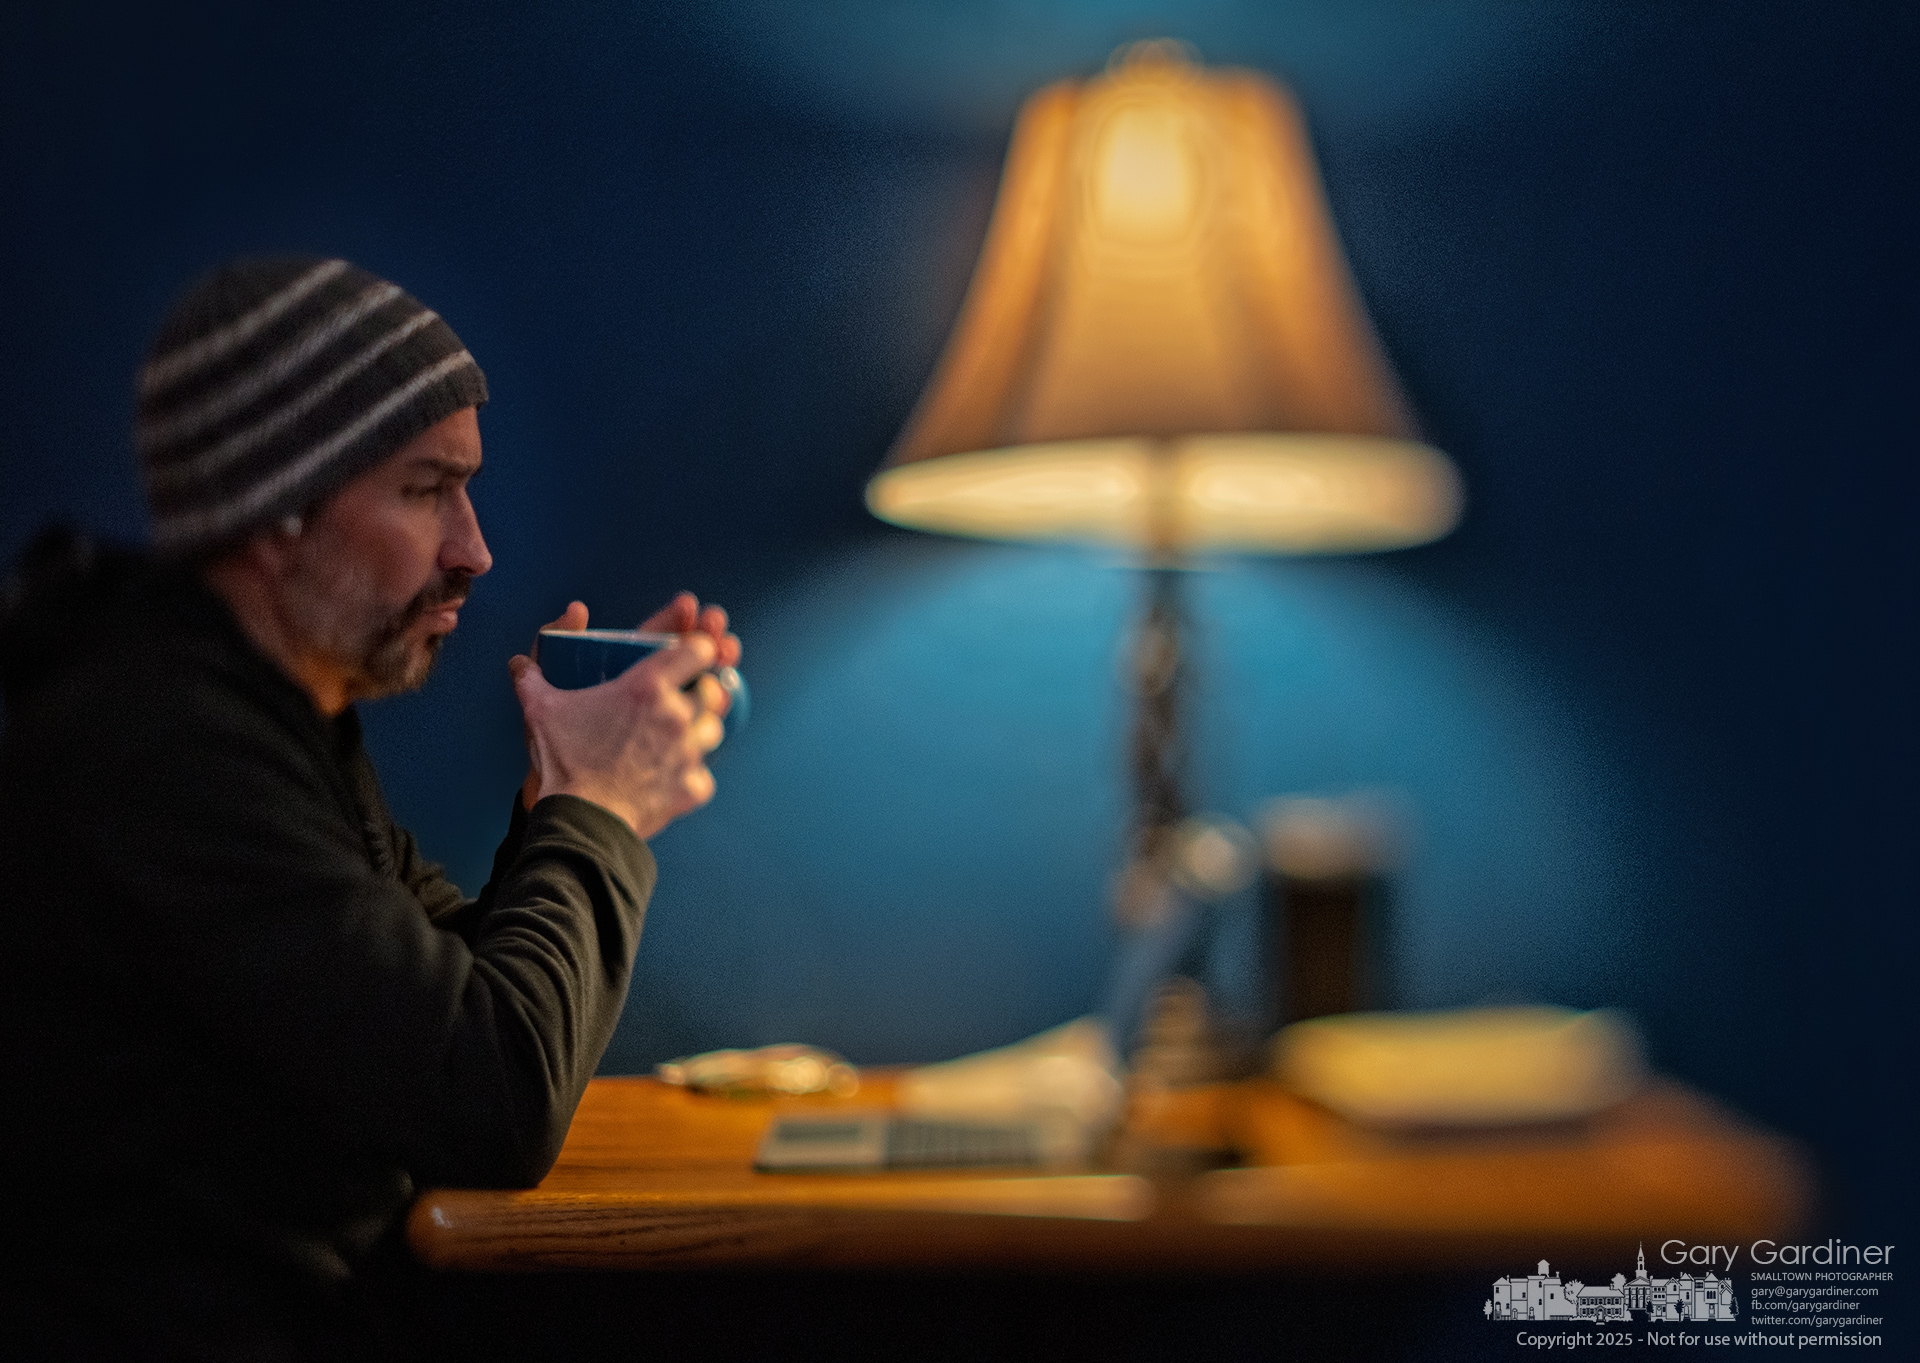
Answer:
[{"xmin": 408, "ymin": 1075, "xmax": 1813, "ymax": 1275}]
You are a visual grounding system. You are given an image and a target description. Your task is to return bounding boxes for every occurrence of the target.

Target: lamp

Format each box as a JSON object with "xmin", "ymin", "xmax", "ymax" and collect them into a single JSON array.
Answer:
[{"xmin": 869, "ymin": 41, "xmax": 1462, "ymax": 934}]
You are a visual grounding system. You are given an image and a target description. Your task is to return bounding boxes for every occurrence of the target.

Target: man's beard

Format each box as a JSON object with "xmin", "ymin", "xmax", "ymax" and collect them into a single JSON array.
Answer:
[
  {"xmin": 282, "ymin": 546, "xmax": 473, "ymax": 702},
  {"xmin": 360, "ymin": 569, "xmax": 472, "ymax": 695}
]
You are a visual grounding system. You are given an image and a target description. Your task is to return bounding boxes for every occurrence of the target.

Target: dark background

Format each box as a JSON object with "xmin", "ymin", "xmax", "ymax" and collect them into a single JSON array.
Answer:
[{"xmin": 3, "ymin": 2, "xmax": 1913, "ymax": 1353}]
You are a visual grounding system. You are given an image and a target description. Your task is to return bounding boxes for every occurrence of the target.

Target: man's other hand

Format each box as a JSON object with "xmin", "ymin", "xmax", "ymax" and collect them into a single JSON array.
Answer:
[{"xmin": 509, "ymin": 596, "xmax": 741, "ymax": 839}]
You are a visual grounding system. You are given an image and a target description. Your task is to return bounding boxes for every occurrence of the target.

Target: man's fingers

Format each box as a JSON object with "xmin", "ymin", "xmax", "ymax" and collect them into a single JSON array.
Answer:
[
  {"xmin": 508, "ymin": 653, "xmax": 552, "ymax": 705},
  {"xmin": 639, "ymin": 592, "xmax": 698, "ymax": 634},
  {"xmin": 680, "ymin": 762, "xmax": 717, "ymax": 810},
  {"xmin": 691, "ymin": 672, "xmax": 731, "ymax": 718},
  {"xmin": 633, "ymin": 596, "xmax": 739, "ymax": 666},
  {"xmin": 540, "ymin": 600, "xmax": 589, "ymax": 634},
  {"xmin": 688, "ymin": 706, "xmax": 725, "ymax": 754},
  {"xmin": 693, "ymin": 604, "xmax": 742, "ymax": 667}
]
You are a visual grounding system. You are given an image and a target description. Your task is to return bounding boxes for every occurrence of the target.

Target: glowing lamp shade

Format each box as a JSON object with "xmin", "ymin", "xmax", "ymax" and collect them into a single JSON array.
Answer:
[{"xmin": 867, "ymin": 43, "xmax": 1462, "ymax": 555}]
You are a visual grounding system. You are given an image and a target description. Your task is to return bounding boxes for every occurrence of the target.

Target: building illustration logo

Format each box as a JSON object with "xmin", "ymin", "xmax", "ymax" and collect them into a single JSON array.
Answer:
[{"xmin": 1487, "ymin": 1246, "xmax": 1739, "ymax": 1323}]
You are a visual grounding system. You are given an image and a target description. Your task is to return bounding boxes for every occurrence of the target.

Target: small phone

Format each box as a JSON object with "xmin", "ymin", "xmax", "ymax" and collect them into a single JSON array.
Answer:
[{"xmin": 754, "ymin": 1113, "xmax": 1043, "ymax": 1171}]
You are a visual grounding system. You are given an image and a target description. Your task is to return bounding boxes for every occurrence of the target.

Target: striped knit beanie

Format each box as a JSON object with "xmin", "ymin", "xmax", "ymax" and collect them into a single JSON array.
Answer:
[{"xmin": 136, "ymin": 256, "xmax": 488, "ymax": 557}]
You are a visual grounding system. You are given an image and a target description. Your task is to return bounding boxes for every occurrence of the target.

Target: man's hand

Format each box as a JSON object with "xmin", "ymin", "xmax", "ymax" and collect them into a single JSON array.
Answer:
[{"xmin": 509, "ymin": 595, "xmax": 742, "ymax": 840}]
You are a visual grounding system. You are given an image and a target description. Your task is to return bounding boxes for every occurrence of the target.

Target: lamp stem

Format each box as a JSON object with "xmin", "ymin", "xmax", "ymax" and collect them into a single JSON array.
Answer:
[
  {"xmin": 1115, "ymin": 559, "xmax": 1190, "ymax": 929},
  {"xmin": 1114, "ymin": 437, "xmax": 1191, "ymax": 928},
  {"xmin": 1134, "ymin": 566, "xmax": 1187, "ymax": 835}
]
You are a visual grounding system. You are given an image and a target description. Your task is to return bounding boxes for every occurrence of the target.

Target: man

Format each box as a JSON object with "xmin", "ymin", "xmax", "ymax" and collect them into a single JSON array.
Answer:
[{"xmin": 0, "ymin": 257, "xmax": 739, "ymax": 1358}]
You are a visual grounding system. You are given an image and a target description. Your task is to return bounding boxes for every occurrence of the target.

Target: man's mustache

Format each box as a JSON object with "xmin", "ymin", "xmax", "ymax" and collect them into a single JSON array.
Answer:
[
  {"xmin": 418, "ymin": 570, "xmax": 472, "ymax": 613},
  {"xmin": 376, "ymin": 569, "xmax": 474, "ymax": 645}
]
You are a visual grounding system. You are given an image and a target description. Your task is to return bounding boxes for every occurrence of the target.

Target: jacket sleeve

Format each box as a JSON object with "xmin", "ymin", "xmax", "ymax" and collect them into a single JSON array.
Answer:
[{"xmin": 50, "ymin": 664, "xmax": 655, "ymax": 1190}]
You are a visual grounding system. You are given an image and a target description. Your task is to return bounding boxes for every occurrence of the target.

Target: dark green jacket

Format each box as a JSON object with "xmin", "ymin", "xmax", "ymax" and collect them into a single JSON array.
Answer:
[{"xmin": 0, "ymin": 537, "xmax": 654, "ymax": 1355}]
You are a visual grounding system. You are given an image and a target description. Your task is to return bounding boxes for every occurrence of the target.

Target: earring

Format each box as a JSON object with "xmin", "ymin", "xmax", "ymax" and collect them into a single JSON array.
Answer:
[{"xmin": 279, "ymin": 514, "xmax": 303, "ymax": 537}]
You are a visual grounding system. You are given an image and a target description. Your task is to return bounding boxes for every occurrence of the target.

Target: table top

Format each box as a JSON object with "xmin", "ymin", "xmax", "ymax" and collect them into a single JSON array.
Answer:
[{"xmin": 408, "ymin": 1073, "xmax": 1814, "ymax": 1275}]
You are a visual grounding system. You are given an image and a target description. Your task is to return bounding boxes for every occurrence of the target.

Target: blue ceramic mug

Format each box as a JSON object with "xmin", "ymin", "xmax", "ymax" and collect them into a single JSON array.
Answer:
[{"xmin": 534, "ymin": 629, "xmax": 748, "ymax": 735}]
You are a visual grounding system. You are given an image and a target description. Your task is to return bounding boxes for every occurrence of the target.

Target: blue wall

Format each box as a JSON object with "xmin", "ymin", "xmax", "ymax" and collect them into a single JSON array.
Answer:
[
  {"xmin": 601, "ymin": 540, "xmax": 1641, "ymax": 1074},
  {"xmin": 2, "ymin": 1, "xmax": 1912, "ymax": 1242}
]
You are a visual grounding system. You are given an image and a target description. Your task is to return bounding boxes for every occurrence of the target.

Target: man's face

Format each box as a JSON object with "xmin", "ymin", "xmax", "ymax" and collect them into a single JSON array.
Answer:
[{"xmin": 280, "ymin": 406, "xmax": 491, "ymax": 702}]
